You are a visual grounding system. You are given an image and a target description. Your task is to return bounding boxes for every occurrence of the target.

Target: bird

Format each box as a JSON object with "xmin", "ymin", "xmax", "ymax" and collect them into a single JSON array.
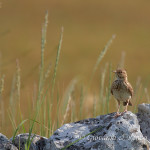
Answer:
[{"xmin": 111, "ymin": 69, "xmax": 133, "ymax": 117}]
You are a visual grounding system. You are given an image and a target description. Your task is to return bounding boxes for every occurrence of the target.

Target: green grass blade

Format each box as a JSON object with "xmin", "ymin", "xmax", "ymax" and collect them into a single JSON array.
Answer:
[
  {"xmin": 134, "ymin": 75, "xmax": 150, "ymax": 112},
  {"xmin": 62, "ymin": 79, "xmax": 77, "ymax": 115},
  {"xmin": 99, "ymin": 63, "xmax": 108, "ymax": 114},
  {"xmin": 8, "ymin": 109, "xmax": 16, "ymax": 131},
  {"xmin": 57, "ymin": 90, "xmax": 60, "ymax": 129},
  {"xmin": 27, "ymin": 11, "xmax": 49, "ymax": 148},
  {"xmin": 9, "ymin": 75, "xmax": 16, "ymax": 116},
  {"xmin": 106, "ymin": 63, "xmax": 112, "ymax": 114},
  {"xmin": 38, "ymin": 10, "xmax": 48, "ymax": 104},
  {"xmin": 51, "ymin": 27, "xmax": 64, "ymax": 105},
  {"xmin": 79, "ymin": 86, "xmax": 84, "ymax": 119},
  {"xmin": 62, "ymin": 125, "xmax": 105, "ymax": 150},
  {"xmin": 12, "ymin": 119, "xmax": 28, "ymax": 142},
  {"xmin": 90, "ymin": 34, "xmax": 116, "ymax": 83},
  {"xmin": 93, "ymin": 93, "xmax": 97, "ymax": 117},
  {"xmin": 0, "ymin": 75, "xmax": 4, "ymax": 101}
]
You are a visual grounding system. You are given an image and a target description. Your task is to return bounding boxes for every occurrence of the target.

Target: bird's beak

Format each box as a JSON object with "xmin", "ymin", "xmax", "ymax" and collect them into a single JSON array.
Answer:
[{"xmin": 113, "ymin": 70, "xmax": 116, "ymax": 73}]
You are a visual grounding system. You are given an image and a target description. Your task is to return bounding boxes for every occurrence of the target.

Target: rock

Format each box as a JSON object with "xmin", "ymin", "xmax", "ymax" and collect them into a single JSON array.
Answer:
[
  {"xmin": 47, "ymin": 111, "xmax": 150, "ymax": 150},
  {"xmin": 138, "ymin": 103, "xmax": 150, "ymax": 114},
  {"xmin": 11, "ymin": 133, "xmax": 47, "ymax": 150},
  {"xmin": 0, "ymin": 133, "xmax": 18, "ymax": 150},
  {"xmin": 137, "ymin": 103, "xmax": 150, "ymax": 142}
]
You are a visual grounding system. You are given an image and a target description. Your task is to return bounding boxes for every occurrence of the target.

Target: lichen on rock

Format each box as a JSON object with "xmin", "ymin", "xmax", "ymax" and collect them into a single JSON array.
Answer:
[{"xmin": 47, "ymin": 110, "xmax": 150, "ymax": 150}]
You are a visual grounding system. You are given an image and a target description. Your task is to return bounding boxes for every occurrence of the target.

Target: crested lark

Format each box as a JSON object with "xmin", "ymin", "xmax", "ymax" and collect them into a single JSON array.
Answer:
[{"xmin": 111, "ymin": 69, "xmax": 133, "ymax": 117}]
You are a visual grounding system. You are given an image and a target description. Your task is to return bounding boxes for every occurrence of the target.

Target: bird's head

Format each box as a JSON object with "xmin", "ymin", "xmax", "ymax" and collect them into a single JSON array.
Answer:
[{"xmin": 113, "ymin": 69, "xmax": 127, "ymax": 80}]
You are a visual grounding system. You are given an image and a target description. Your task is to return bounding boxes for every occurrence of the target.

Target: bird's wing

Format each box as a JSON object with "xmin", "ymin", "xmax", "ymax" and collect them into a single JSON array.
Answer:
[
  {"xmin": 111, "ymin": 80, "xmax": 118, "ymax": 95},
  {"xmin": 126, "ymin": 81, "xmax": 133, "ymax": 97}
]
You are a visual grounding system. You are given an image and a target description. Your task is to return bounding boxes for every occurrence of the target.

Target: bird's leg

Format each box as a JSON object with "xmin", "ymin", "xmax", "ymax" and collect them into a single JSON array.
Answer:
[
  {"xmin": 121, "ymin": 99, "xmax": 129, "ymax": 115},
  {"xmin": 114, "ymin": 100, "xmax": 121, "ymax": 118}
]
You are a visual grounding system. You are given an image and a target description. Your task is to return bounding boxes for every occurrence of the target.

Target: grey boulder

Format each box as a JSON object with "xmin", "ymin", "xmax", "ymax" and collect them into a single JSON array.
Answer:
[
  {"xmin": 0, "ymin": 133, "xmax": 18, "ymax": 150},
  {"xmin": 47, "ymin": 111, "xmax": 150, "ymax": 150},
  {"xmin": 137, "ymin": 103, "xmax": 150, "ymax": 142}
]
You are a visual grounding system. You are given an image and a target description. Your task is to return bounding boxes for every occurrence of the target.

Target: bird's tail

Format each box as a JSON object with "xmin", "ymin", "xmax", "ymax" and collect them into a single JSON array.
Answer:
[{"xmin": 123, "ymin": 100, "xmax": 132, "ymax": 106}]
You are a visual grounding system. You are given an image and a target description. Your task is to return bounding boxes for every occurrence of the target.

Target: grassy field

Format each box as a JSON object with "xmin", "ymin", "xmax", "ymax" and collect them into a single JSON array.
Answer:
[{"xmin": 0, "ymin": 1, "xmax": 150, "ymax": 138}]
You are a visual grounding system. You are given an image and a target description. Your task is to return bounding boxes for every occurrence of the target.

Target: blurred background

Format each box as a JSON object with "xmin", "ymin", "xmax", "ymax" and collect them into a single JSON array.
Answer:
[{"xmin": 0, "ymin": 0, "xmax": 150, "ymax": 137}]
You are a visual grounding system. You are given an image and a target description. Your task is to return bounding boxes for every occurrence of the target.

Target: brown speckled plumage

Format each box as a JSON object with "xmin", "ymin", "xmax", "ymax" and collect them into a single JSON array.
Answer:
[{"xmin": 111, "ymin": 69, "xmax": 133, "ymax": 117}]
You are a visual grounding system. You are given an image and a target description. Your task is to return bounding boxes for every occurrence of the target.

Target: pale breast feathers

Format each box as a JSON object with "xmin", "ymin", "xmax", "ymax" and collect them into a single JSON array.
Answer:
[{"xmin": 111, "ymin": 80, "xmax": 133, "ymax": 97}]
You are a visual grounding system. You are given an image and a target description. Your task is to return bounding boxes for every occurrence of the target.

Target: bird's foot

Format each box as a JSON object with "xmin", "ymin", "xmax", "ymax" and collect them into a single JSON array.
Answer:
[
  {"xmin": 120, "ymin": 110, "xmax": 127, "ymax": 115},
  {"xmin": 113, "ymin": 112, "xmax": 121, "ymax": 118}
]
